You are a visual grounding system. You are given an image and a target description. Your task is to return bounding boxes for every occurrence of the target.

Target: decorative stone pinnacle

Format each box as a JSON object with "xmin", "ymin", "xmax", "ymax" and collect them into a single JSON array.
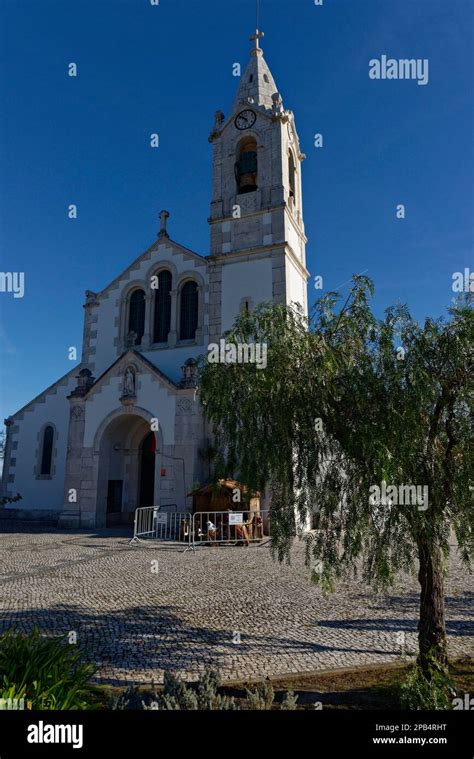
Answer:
[
  {"xmin": 158, "ymin": 209, "xmax": 170, "ymax": 238},
  {"xmin": 69, "ymin": 368, "xmax": 95, "ymax": 398},
  {"xmin": 84, "ymin": 290, "xmax": 99, "ymax": 307},
  {"xmin": 271, "ymin": 92, "xmax": 284, "ymax": 116},
  {"xmin": 179, "ymin": 358, "xmax": 198, "ymax": 388}
]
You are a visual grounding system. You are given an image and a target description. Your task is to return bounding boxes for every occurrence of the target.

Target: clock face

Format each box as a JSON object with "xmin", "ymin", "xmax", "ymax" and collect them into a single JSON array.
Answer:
[{"xmin": 235, "ymin": 110, "xmax": 256, "ymax": 130}]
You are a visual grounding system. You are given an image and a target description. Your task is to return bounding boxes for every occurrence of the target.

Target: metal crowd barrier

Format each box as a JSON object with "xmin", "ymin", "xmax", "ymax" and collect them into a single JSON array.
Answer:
[
  {"xmin": 129, "ymin": 507, "xmax": 271, "ymax": 553},
  {"xmin": 184, "ymin": 510, "xmax": 270, "ymax": 553},
  {"xmin": 129, "ymin": 507, "xmax": 192, "ymax": 545}
]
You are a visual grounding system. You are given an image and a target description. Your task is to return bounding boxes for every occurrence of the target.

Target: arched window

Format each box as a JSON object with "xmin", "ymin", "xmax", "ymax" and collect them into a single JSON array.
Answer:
[
  {"xmin": 153, "ymin": 270, "xmax": 172, "ymax": 343},
  {"xmin": 128, "ymin": 289, "xmax": 146, "ymax": 346},
  {"xmin": 288, "ymin": 151, "xmax": 296, "ymax": 203},
  {"xmin": 180, "ymin": 281, "xmax": 198, "ymax": 341},
  {"xmin": 40, "ymin": 425, "xmax": 54, "ymax": 476},
  {"xmin": 235, "ymin": 137, "xmax": 258, "ymax": 194}
]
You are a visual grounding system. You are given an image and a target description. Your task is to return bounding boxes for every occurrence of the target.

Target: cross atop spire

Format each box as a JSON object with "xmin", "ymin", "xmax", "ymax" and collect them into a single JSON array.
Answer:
[
  {"xmin": 250, "ymin": 29, "xmax": 264, "ymax": 55},
  {"xmin": 232, "ymin": 22, "xmax": 279, "ymax": 113},
  {"xmin": 250, "ymin": 0, "xmax": 264, "ymax": 55}
]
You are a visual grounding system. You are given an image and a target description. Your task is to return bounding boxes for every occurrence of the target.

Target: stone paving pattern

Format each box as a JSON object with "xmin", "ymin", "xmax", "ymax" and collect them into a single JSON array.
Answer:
[{"xmin": 0, "ymin": 527, "xmax": 472, "ymax": 685}]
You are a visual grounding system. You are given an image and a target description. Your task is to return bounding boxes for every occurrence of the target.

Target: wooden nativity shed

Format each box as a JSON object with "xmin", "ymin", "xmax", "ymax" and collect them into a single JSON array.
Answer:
[{"xmin": 188, "ymin": 480, "xmax": 260, "ymax": 515}]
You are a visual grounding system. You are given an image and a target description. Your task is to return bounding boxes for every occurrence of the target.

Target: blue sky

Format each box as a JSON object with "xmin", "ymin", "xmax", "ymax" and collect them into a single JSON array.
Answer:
[{"xmin": 0, "ymin": 0, "xmax": 472, "ymax": 422}]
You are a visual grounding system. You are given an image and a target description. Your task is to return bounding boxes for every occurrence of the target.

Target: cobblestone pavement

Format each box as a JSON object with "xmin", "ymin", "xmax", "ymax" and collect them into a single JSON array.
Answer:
[{"xmin": 0, "ymin": 527, "xmax": 472, "ymax": 685}]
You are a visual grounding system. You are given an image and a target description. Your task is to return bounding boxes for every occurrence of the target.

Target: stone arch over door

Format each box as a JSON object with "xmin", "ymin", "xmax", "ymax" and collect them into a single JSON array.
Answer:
[{"xmin": 92, "ymin": 407, "xmax": 163, "ymax": 527}]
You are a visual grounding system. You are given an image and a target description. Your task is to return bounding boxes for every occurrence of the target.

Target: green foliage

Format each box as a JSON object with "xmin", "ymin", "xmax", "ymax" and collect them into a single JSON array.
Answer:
[
  {"xmin": 110, "ymin": 685, "xmax": 147, "ymax": 711},
  {"xmin": 400, "ymin": 655, "xmax": 455, "ymax": 710},
  {"xmin": 280, "ymin": 690, "xmax": 299, "ymax": 710},
  {"xmin": 0, "ymin": 629, "xmax": 96, "ymax": 710},
  {"xmin": 195, "ymin": 669, "xmax": 235, "ymax": 710},
  {"xmin": 112, "ymin": 670, "xmax": 237, "ymax": 711},
  {"xmin": 245, "ymin": 680, "xmax": 275, "ymax": 709},
  {"xmin": 199, "ymin": 279, "xmax": 473, "ymax": 679},
  {"xmin": 154, "ymin": 670, "xmax": 237, "ymax": 710},
  {"xmin": 111, "ymin": 671, "xmax": 299, "ymax": 710},
  {"xmin": 0, "ymin": 682, "xmax": 28, "ymax": 706},
  {"xmin": 199, "ymin": 279, "xmax": 473, "ymax": 584},
  {"xmin": 244, "ymin": 681, "xmax": 299, "ymax": 710}
]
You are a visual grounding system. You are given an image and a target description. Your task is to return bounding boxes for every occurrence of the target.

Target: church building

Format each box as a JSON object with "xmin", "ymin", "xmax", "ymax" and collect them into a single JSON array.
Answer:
[{"xmin": 1, "ymin": 30, "xmax": 309, "ymax": 528}]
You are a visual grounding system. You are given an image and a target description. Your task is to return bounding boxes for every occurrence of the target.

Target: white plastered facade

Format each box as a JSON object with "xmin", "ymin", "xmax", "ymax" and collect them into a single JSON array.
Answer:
[{"xmin": 1, "ymin": 34, "xmax": 310, "ymax": 527}]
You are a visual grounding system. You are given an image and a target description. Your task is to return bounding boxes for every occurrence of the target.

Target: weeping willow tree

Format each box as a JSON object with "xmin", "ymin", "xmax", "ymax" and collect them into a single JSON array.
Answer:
[{"xmin": 199, "ymin": 276, "xmax": 473, "ymax": 676}]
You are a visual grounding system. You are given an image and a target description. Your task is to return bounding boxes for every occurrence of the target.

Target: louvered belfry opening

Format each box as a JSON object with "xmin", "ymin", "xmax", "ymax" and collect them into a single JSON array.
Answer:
[
  {"xmin": 180, "ymin": 281, "xmax": 198, "ymax": 340},
  {"xmin": 235, "ymin": 137, "xmax": 258, "ymax": 194},
  {"xmin": 153, "ymin": 270, "xmax": 172, "ymax": 343}
]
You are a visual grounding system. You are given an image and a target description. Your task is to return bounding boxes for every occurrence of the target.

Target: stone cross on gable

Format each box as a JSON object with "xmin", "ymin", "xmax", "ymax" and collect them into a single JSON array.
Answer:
[{"xmin": 158, "ymin": 209, "xmax": 170, "ymax": 238}]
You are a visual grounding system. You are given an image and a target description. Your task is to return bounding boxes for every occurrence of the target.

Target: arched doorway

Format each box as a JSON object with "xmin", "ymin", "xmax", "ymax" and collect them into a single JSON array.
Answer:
[
  {"xmin": 94, "ymin": 412, "xmax": 162, "ymax": 527},
  {"xmin": 139, "ymin": 431, "xmax": 156, "ymax": 507}
]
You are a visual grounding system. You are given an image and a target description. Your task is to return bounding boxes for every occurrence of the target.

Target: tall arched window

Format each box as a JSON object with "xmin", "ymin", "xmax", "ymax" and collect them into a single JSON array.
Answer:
[
  {"xmin": 153, "ymin": 270, "xmax": 172, "ymax": 343},
  {"xmin": 40, "ymin": 425, "xmax": 54, "ymax": 476},
  {"xmin": 180, "ymin": 281, "xmax": 198, "ymax": 341},
  {"xmin": 235, "ymin": 137, "xmax": 258, "ymax": 194},
  {"xmin": 288, "ymin": 151, "xmax": 296, "ymax": 202},
  {"xmin": 128, "ymin": 289, "xmax": 146, "ymax": 346}
]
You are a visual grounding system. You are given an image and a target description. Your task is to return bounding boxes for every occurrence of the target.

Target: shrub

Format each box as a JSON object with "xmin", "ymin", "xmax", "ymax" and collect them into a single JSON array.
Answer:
[
  {"xmin": 245, "ymin": 681, "xmax": 275, "ymax": 710},
  {"xmin": 110, "ymin": 685, "xmax": 147, "ymax": 711},
  {"xmin": 112, "ymin": 670, "xmax": 237, "ymax": 711},
  {"xmin": 150, "ymin": 669, "xmax": 237, "ymax": 711},
  {"xmin": 400, "ymin": 655, "xmax": 454, "ymax": 710},
  {"xmin": 0, "ymin": 629, "xmax": 96, "ymax": 710},
  {"xmin": 280, "ymin": 690, "xmax": 298, "ymax": 710},
  {"xmin": 111, "ymin": 670, "xmax": 300, "ymax": 711}
]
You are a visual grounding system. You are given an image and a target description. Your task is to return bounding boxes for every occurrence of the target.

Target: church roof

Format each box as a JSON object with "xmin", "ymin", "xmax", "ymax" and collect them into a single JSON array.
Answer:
[
  {"xmin": 96, "ymin": 236, "xmax": 205, "ymax": 301},
  {"xmin": 7, "ymin": 366, "xmax": 79, "ymax": 421},
  {"xmin": 232, "ymin": 31, "xmax": 280, "ymax": 113}
]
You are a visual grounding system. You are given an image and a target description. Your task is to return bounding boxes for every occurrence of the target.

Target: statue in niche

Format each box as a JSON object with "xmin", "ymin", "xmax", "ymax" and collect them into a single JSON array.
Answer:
[{"xmin": 123, "ymin": 367, "xmax": 136, "ymax": 397}]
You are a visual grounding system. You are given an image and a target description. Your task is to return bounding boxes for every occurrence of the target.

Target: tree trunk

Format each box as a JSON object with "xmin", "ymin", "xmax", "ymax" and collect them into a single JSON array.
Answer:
[{"xmin": 417, "ymin": 537, "xmax": 448, "ymax": 674}]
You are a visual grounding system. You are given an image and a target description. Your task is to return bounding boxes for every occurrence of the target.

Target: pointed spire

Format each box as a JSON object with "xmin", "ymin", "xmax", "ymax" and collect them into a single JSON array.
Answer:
[{"xmin": 232, "ymin": 29, "xmax": 280, "ymax": 113}]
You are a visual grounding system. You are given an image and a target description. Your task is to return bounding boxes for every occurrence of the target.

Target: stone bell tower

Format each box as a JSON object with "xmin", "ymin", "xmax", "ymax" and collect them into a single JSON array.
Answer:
[{"xmin": 207, "ymin": 29, "xmax": 310, "ymax": 339}]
